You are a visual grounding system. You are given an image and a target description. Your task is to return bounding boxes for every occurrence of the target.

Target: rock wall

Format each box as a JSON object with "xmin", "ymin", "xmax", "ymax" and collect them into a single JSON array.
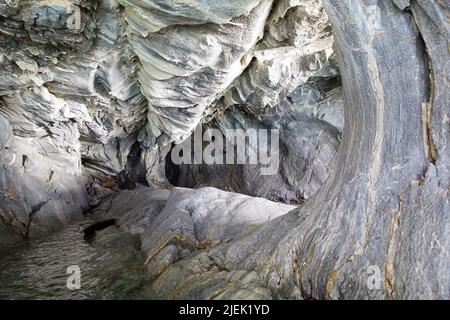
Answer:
[
  {"xmin": 146, "ymin": 0, "xmax": 449, "ymax": 299},
  {"xmin": 169, "ymin": 76, "xmax": 343, "ymax": 204},
  {"xmin": 0, "ymin": 0, "xmax": 449, "ymax": 300},
  {"xmin": 0, "ymin": 0, "xmax": 338, "ymax": 243}
]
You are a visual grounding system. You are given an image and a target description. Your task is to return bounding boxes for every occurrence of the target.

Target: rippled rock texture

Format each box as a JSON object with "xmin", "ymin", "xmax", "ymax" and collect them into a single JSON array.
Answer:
[
  {"xmin": 0, "ymin": 0, "xmax": 449, "ymax": 300},
  {"xmin": 0, "ymin": 0, "xmax": 335, "ymax": 242},
  {"xmin": 168, "ymin": 77, "xmax": 343, "ymax": 204}
]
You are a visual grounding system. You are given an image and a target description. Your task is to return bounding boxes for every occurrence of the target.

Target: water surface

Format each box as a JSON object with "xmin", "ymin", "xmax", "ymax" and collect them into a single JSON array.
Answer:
[{"xmin": 0, "ymin": 223, "xmax": 157, "ymax": 299}]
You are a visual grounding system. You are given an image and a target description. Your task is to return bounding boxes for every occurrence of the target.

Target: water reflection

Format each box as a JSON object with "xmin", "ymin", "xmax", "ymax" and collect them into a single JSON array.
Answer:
[{"xmin": 0, "ymin": 223, "xmax": 157, "ymax": 299}]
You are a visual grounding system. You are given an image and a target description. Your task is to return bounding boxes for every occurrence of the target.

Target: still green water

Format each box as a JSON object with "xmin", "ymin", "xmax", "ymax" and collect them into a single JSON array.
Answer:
[{"xmin": 0, "ymin": 223, "xmax": 157, "ymax": 299}]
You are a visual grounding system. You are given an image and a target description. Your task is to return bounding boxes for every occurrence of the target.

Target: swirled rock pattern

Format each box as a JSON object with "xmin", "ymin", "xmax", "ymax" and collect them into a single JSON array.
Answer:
[
  {"xmin": 0, "ymin": 0, "xmax": 449, "ymax": 301},
  {"xmin": 0, "ymin": 0, "xmax": 147, "ymax": 241},
  {"xmin": 120, "ymin": 0, "xmax": 273, "ymax": 145},
  {"xmin": 148, "ymin": 0, "xmax": 450, "ymax": 300},
  {"xmin": 168, "ymin": 76, "xmax": 343, "ymax": 204},
  {"xmin": 0, "ymin": 0, "xmax": 337, "ymax": 242}
]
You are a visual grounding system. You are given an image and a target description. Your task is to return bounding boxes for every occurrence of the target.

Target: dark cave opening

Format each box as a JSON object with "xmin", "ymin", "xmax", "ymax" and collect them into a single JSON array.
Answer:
[{"xmin": 164, "ymin": 75, "xmax": 343, "ymax": 205}]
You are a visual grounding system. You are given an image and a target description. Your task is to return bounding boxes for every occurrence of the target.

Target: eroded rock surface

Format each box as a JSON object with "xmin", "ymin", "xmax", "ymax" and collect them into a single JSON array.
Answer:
[
  {"xmin": 0, "ymin": 0, "xmax": 146, "ymax": 242},
  {"xmin": 169, "ymin": 76, "xmax": 343, "ymax": 204},
  {"xmin": 140, "ymin": 187, "xmax": 295, "ymax": 294},
  {"xmin": 152, "ymin": 0, "xmax": 450, "ymax": 300},
  {"xmin": 0, "ymin": 0, "xmax": 338, "ymax": 243},
  {"xmin": 0, "ymin": 0, "xmax": 449, "ymax": 301}
]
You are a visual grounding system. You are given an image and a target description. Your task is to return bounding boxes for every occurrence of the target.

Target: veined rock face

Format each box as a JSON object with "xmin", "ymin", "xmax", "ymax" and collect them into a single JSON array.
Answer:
[
  {"xmin": 0, "ymin": 0, "xmax": 146, "ymax": 241},
  {"xmin": 120, "ymin": 0, "xmax": 274, "ymax": 146},
  {"xmin": 0, "ymin": 0, "xmax": 449, "ymax": 300},
  {"xmin": 0, "ymin": 0, "xmax": 336, "ymax": 241},
  {"xmin": 168, "ymin": 76, "xmax": 344, "ymax": 204}
]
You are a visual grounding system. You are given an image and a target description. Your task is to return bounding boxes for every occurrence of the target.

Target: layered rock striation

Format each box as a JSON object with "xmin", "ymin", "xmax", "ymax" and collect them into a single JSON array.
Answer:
[{"xmin": 0, "ymin": 0, "xmax": 449, "ymax": 300}]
